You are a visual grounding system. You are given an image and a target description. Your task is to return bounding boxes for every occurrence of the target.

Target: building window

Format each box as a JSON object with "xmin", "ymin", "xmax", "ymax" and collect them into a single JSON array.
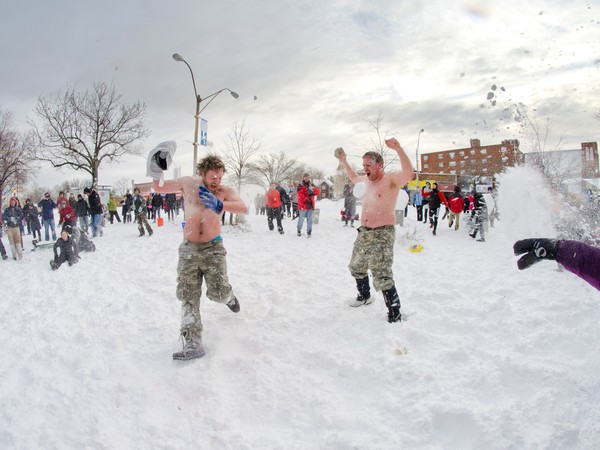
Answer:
[
  {"xmin": 449, "ymin": 152, "xmax": 455, "ymax": 159},
  {"xmin": 459, "ymin": 151, "xmax": 464, "ymax": 156},
  {"xmin": 482, "ymin": 167, "xmax": 488, "ymax": 172},
  {"xmin": 481, "ymin": 158, "xmax": 488, "ymax": 165},
  {"xmin": 438, "ymin": 154, "xmax": 443, "ymax": 159},
  {"xmin": 423, "ymin": 163, "xmax": 428, "ymax": 169},
  {"xmin": 439, "ymin": 162, "xmax": 444, "ymax": 168},
  {"xmin": 450, "ymin": 170, "xmax": 456, "ymax": 175},
  {"xmin": 423, "ymin": 155, "xmax": 428, "ymax": 161},
  {"xmin": 480, "ymin": 148, "xmax": 487, "ymax": 155},
  {"xmin": 449, "ymin": 161, "xmax": 456, "ymax": 167},
  {"xmin": 460, "ymin": 161, "xmax": 465, "ymax": 167},
  {"xmin": 470, "ymin": 150, "xmax": 475, "ymax": 156}
]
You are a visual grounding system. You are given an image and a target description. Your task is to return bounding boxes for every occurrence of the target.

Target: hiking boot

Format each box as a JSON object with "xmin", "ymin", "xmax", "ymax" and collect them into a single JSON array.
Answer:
[
  {"xmin": 1, "ymin": 254, "xmax": 7, "ymax": 260},
  {"xmin": 297, "ymin": 230, "xmax": 301, "ymax": 237},
  {"xmin": 226, "ymin": 296, "xmax": 240, "ymax": 313},
  {"xmin": 173, "ymin": 332, "xmax": 205, "ymax": 360}
]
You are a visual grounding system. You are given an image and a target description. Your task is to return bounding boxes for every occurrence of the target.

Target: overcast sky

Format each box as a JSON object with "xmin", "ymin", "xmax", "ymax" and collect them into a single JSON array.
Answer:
[{"xmin": 1, "ymin": 0, "xmax": 598, "ymax": 189}]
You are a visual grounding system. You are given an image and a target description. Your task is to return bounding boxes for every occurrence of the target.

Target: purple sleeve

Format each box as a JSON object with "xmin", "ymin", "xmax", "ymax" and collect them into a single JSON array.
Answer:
[{"xmin": 556, "ymin": 240, "xmax": 600, "ymax": 291}]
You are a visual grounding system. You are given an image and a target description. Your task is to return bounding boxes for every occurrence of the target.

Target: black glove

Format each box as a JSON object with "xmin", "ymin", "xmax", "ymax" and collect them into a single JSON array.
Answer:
[{"xmin": 513, "ymin": 238, "xmax": 559, "ymax": 270}]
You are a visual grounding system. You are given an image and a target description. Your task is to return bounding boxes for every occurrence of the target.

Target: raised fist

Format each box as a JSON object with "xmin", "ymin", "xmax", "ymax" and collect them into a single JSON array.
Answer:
[{"xmin": 334, "ymin": 147, "xmax": 346, "ymax": 161}]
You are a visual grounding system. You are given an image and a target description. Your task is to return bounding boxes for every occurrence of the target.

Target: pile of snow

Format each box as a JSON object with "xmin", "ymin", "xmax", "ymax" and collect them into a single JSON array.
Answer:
[{"xmin": 1, "ymin": 172, "xmax": 599, "ymax": 448}]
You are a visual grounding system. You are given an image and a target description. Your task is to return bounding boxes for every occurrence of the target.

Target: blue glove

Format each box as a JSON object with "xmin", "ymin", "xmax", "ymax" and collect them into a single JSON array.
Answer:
[{"xmin": 198, "ymin": 186, "xmax": 224, "ymax": 214}]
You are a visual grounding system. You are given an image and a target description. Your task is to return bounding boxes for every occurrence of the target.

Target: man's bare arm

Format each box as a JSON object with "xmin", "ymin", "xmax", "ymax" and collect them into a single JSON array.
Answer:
[
  {"xmin": 223, "ymin": 188, "xmax": 248, "ymax": 214},
  {"xmin": 334, "ymin": 147, "xmax": 362, "ymax": 184},
  {"xmin": 153, "ymin": 179, "xmax": 182, "ymax": 194},
  {"xmin": 385, "ymin": 138, "xmax": 415, "ymax": 184}
]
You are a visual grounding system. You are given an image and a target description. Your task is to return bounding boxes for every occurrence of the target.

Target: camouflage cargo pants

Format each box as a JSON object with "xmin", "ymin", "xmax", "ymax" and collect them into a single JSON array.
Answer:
[
  {"xmin": 348, "ymin": 225, "xmax": 395, "ymax": 292},
  {"xmin": 176, "ymin": 238, "xmax": 233, "ymax": 341},
  {"xmin": 135, "ymin": 211, "xmax": 153, "ymax": 235}
]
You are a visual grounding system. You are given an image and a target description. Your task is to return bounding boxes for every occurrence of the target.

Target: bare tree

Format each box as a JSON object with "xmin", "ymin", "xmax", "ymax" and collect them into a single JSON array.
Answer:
[
  {"xmin": 112, "ymin": 177, "xmax": 133, "ymax": 196},
  {"xmin": 0, "ymin": 108, "xmax": 35, "ymax": 205},
  {"xmin": 515, "ymin": 107, "xmax": 571, "ymax": 192},
  {"xmin": 220, "ymin": 120, "xmax": 261, "ymax": 192},
  {"xmin": 30, "ymin": 81, "xmax": 150, "ymax": 188},
  {"xmin": 249, "ymin": 152, "xmax": 300, "ymax": 188},
  {"xmin": 362, "ymin": 112, "xmax": 397, "ymax": 170},
  {"xmin": 594, "ymin": 106, "xmax": 600, "ymax": 123}
]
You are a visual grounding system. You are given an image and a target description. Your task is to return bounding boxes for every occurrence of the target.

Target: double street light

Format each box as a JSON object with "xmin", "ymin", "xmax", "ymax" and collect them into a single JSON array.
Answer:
[{"xmin": 172, "ymin": 53, "xmax": 239, "ymax": 171}]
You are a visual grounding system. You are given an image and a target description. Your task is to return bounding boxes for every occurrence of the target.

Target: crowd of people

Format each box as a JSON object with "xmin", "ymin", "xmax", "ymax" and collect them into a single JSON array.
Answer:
[
  {"xmin": 3, "ymin": 138, "xmax": 598, "ymax": 362},
  {"xmin": 0, "ymin": 186, "xmax": 186, "ymax": 267}
]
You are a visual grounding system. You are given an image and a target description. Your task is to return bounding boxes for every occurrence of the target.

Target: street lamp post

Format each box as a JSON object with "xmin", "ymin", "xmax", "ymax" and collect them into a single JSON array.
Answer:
[
  {"xmin": 172, "ymin": 53, "xmax": 239, "ymax": 171},
  {"xmin": 415, "ymin": 128, "xmax": 424, "ymax": 186}
]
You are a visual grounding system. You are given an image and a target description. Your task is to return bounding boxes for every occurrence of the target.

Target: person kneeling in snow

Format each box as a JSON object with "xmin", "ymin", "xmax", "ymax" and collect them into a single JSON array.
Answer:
[{"xmin": 50, "ymin": 229, "xmax": 79, "ymax": 270}]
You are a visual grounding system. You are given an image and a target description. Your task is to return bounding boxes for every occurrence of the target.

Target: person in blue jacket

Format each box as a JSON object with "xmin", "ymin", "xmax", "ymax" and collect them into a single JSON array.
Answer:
[{"xmin": 38, "ymin": 192, "xmax": 57, "ymax": 241}]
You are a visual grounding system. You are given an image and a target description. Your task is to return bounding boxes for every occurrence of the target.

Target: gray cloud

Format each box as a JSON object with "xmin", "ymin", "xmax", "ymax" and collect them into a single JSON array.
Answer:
[{"xmin": 1, "ymin": 0, "xmax": 598, "ymax": 188}]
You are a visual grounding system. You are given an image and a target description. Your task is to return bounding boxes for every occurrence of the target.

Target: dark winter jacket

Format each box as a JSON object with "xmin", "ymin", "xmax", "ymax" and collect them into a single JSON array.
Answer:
[
  {"xmin": 124, "ymin": 193, "xmax": 134, "ymax": 212},
  {"xmin": 2, "ymin": 206, "xmax": 24, "ymax": 228},
  {"xmin": 165, "ymin": 193, "xmax": 177, "ymax": 210},
  {"xmin": 134, "ymin": 195, "xmax": 147, "ymax": 215},
  {"xmin": 75, "ymin": 199, "xmax": 90, "ymax": 217},
  {"xmin": 297, "ymin": 181, "xmax": 320, "ymax": 211},
  {"xmin": 151, "ymin": 193, "xmax": 163, "ymax": 210},
  {"xmin": 87, "ymin": 191, "xmax": 103, "ymax": 215},
  {"xmin": 53, "ymin": 235, "xmax": 76, "ymax": 260},
  {"xmin": 22, "ymin": 202, "xmax": 38, "ymax": 220},
  {"xmin": 557, "ymin": 240, "xmax": 600, "ymax": 291},
  {"xmin": 38, "ymin": 198, "xmax": 57, "ymax": 220},
  {"xmin": 344, "ymin": 193, "xmax": 357, "ymax": 216},
  {"xmin": 276, "ymin": 186, "xmax": 290, "ymax": 206},
  {"xmin": 425, "ymin": 188, "xmax": 447, "ymax": 210}
]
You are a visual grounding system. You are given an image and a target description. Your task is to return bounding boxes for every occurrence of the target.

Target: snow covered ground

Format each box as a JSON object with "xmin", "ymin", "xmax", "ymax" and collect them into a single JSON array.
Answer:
[{"xmin": 1, "ymin": 168, "xmax": 599, "ymax": 449}]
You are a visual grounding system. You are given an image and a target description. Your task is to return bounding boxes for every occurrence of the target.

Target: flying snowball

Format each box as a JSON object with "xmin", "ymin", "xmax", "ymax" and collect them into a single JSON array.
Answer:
[
  {"xmin": 353, "ymin": 182, "xmax": 366, "ymax": 199},
  {"xmin": 396, "ymin": 189, "xmax": 409, "ymax": 210}
]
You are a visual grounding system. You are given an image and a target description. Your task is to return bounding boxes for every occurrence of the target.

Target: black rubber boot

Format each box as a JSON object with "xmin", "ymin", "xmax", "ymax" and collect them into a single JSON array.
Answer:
[
  {"xmin": 354, "ymin": 276, "xmax": 371, "ymax": 304},
  {"xmin": 382, "ymin": 286, "xmax": 401, "ymax": 323}
]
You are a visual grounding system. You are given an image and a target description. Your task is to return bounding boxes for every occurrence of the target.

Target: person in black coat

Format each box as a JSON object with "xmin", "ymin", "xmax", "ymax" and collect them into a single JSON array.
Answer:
[
  {"xmin": 83, "ymin": 187, "xmax": 104, "ymax": 237},
  {"xmin": 50, "ymin": 228, "xmax": 78, "ymax": 270},
  {"xmin": 75, "ymin": 194, "xmax": 90, "ymax": 232}
]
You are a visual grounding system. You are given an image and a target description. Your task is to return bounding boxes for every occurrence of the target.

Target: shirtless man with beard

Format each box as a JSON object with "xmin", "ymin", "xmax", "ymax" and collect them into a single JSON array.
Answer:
[
  {"xmin": 151, "ymin": 149, "xmax": 248, "ymax": 360},
  {"xmin": 334, "ymin": 138, "xmax": 414, "ymax": 323}
]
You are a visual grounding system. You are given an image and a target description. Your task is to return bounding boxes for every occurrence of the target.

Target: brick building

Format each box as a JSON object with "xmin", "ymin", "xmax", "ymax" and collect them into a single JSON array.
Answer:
[{"xmin": 420, "ymin": 139, "xmax": 524, "ymax": 183}]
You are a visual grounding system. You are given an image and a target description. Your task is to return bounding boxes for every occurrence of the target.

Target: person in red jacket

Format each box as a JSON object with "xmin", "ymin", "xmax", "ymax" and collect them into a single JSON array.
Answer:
[
  {"xmin": 296, "ymin": 173, "xmax": 320, "ymax": 238},
  {"xmin": 57, "ymin": 201, "xmax": 77, "ymax": 232},
  {"xmin": 447, "ymin": 185, "xmax": 465, "ymax": 231},
  {"xmin": 265, "ymin": 183, "xmax": 284, "ymax": 234}
]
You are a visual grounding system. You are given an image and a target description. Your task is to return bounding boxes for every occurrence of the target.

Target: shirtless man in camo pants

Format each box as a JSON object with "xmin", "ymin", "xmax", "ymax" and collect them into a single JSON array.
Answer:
[
  {"xmin": 151, "ymin": 151, "xmax": 248, "ymax": 360},
  {"xmin": 335, "ymin": 137, "xmax": 414, "ymax": 323}
]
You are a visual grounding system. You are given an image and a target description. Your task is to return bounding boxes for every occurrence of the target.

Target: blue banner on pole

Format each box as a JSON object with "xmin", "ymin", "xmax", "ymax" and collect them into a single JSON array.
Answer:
[{"xmin": 200, "ymin": 118, "xmax": 208, "ymax": 146}]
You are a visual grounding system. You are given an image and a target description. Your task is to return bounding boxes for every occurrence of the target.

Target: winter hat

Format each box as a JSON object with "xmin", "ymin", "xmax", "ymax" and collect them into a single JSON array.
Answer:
[
  {"xmin": 83, "ymin": 187, "xmax": 91, "ymax": 194},
  {"xmin": 63, "ymin": 224, "xmax": 73, "ymax": 235},
  {"xmin": 303, "ymin": 173, "xmax": 309, "ymax": 177}
]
